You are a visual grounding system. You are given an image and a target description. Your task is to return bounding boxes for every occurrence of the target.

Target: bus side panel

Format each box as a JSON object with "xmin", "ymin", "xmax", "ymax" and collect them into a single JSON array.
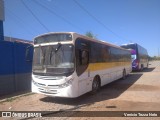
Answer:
[
  {"xmin": 87, "ymin": 62, "xmax": 131, "ymax": 87},
  {"xmin": 137, "ymin": 44, "xmax": 149, "ymax": 70},
  {"xmin": 75, "ymin": 37, "xmax": 132, "ymax": 97},
  {"xmin": 77, "ymin": 70, "xmax": 92, "ymax": 96}
]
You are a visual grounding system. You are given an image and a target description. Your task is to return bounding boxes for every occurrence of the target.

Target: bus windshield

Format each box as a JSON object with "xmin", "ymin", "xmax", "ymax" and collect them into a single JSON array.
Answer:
[
  {"xmin": 131, "ymin": 49, "xmax": 136, "ymax": 62},
  {"xmin": 33, "ymin": 44, "xmax": 74, "ymax": 76},
  {"xmin": 121, "ymin": 44, "xmax": 136, "ymax": 50}
]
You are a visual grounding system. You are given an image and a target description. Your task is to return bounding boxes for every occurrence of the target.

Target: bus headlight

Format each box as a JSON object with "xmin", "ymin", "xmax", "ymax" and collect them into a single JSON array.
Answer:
[{"xmin": 59, "ymin": 78, "xmax": 74, "ymax": 88}]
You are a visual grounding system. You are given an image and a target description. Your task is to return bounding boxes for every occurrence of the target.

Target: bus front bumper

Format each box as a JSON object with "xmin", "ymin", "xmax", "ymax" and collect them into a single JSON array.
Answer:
[{"xmin": 31, "ymin": 80, "xmax": 79, "ymax": 98}]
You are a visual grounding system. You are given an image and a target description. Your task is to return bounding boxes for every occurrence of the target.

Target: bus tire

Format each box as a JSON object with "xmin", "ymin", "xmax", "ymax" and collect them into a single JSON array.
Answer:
[
  {"xmin": 140, "ymin": 64, "xmax": 144, "ymax": 71},
  {"xmin": 91, "ymin": 76, "xmax": 100, "ymax": 94},
  {"xmin": 122, "ymin": 69, "xmax": 126, "ymax": 80},
  {"xmin": 147, "ymin": 63, "xmax": 149, "ymax": 68}
]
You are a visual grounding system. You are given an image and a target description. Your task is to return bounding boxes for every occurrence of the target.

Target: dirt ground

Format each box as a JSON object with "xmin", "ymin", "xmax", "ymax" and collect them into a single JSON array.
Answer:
[{"xmin": 0, "ymin": 61, "xmax": 160, "ymax": 120}]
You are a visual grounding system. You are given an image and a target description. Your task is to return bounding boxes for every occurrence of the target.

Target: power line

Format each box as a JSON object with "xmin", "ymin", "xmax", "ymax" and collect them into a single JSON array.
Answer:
[
  {"xmin": 5, "ymin": 7, "xmax": 39, "ymax": 34},
  {"xmin": 7, "ymin": 13, "xmax": 33, "ymax": 36},
  {"xmin": 73, "ymin": 0, "xmax": 129, "ymax": 42},
  {"xmin": 32, "ymin": 0, "xmax": 84, "ymax": 32},
  {"xmin": 5, "ymin": 8, "xmax": 34, "ymax": 38},
  {"xmin": 21, "ymin": 0, "xmax": 50, "ymax": 32}
]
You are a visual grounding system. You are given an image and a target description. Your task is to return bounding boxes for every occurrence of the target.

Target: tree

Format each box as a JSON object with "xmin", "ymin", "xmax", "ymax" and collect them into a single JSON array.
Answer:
[
  {"xmin": 149, "ymin": 56, "xmax": 160, "ymax": 61},
  {"xmin": 85, "ymin": 31, "xmax": 97, "ymax": 39}
]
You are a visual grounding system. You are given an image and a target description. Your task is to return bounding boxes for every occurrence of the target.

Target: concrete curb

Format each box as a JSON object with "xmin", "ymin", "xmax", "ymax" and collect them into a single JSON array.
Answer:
[{"xmin": 0, "ymin": 92, "xmax": 34, "ymax": 103}]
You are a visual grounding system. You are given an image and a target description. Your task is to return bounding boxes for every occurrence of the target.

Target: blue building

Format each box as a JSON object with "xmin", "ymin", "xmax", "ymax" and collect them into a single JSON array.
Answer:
[
  {"xmin": 0, "ymin": 0, "xmax": 33, "ymax": 97},
  {"xmin": 0, "ymin": 38, "xmax": 33, "ymax": 97}
]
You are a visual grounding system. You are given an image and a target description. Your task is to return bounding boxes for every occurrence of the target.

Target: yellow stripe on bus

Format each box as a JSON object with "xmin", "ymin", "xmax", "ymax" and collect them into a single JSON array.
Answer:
[{"xmin": 88, "ymin": 62, "xmax": 131, "ymax": 71}]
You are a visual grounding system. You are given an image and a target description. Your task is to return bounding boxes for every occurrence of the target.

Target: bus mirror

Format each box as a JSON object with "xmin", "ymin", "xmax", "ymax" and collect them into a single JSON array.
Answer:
[{"xmin": 26, "ymin": 45, "xmax": 33, "ymax": 62}]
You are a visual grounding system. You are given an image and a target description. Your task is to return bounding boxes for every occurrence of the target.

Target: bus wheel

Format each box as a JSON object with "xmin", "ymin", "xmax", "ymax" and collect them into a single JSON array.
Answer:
[
  {"xmin": 122, "ymin": 69, "xmax": 126, "ymax": 80},
  {"xmin": 147, "ymin": 63, "xmax": 149, "ymax": 68},
  {"xmin": 140, "ymin": 64, "xmax": 144, "ymax": 71},
  {"xmin": 91, "ymin": 76, "xmax": 100, "ymax": 94}
]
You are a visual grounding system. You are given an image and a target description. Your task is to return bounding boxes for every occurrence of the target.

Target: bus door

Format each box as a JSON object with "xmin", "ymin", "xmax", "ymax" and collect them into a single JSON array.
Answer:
[{"xmin": 75, "ymin": 38, "xmax": 90, "ymax": 95}]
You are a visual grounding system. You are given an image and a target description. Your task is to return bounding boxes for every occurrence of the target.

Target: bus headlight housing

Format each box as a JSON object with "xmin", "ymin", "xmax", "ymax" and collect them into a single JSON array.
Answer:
[{"xmin": 59, "ymin": 78, "xmax": 74, "ymax": 88}]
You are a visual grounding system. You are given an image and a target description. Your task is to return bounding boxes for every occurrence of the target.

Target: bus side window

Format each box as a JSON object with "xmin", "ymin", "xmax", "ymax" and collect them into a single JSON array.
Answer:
[
  {"xmin": 79, "ymin": 50, "xmax": 89, "ymax": 65},
  {"xmin": 81, "ymin": 50, "xmax": 89, "ymax": 65}
]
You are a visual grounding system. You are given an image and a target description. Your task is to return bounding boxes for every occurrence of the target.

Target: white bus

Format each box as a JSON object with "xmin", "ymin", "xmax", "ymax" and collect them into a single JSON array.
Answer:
[{"xmin": 31, "ymin": 32, "xmax": 132, "ymax": 98}]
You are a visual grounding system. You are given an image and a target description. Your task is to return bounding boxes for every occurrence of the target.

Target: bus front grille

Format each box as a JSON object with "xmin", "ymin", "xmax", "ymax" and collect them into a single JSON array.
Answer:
[
  {"xmin": 38, "ymin": 88, "xmax": 57, "ymax": 94},
  {"xmin": 33, "ymin": 80, "xmax": 60, "ymax": 89},
  {"xmin": 34, "ymin": 75, "xmax": 64, "ymax": 80}
]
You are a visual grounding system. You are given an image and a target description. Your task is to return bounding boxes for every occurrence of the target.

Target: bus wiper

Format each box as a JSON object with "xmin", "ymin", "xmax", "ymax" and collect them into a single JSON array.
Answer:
[
  {"xmin": 55, "ymin": 43, "xmax": 62, "ymax": 53},
  {"xmin": 39, "ymin": 45, "xmax": 45, "ymax": 67},
  {"xmin": 49, "ymin": 43, "xmax": 62, "ymax": 64}
]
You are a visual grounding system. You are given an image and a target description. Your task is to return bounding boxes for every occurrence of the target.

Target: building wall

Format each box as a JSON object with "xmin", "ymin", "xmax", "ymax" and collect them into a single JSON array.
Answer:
[
  {"xmin": 0, "ymin": 41, "xmax": 33, "ymax": 96},
  {"xmin": 0, "ymin": 0, "xmax": 34, "ymax": 97}
]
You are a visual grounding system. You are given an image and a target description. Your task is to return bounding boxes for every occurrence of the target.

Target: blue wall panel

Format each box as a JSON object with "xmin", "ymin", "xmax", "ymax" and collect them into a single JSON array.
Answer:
[
  {"xmin": 0, "ymin": 41, "xmax": 33, "ymax": 96},
  {"xmin": 14, "ymin": 42, "xmax": 33, "ymax": 74},
  {"xmin": 13, "ymin": 42, "xmax": 33, "ymax": 92},
  {"xmin": 0, "ymin": 41, "xmax": 33, "ymax": 75},
  {"xmin": 0, "ymin": 41, "xmax": 14, "ymax": 75}
]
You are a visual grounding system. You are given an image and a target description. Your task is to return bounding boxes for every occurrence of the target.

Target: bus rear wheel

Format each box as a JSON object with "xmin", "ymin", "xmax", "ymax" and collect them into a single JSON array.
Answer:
[
  {"xmin": 91, "ymin": 76, "xmax": 100, "ymax": 94},
  {"xmin": 141, "ymin": 64, "xmax": 144, "ymax": 71}
]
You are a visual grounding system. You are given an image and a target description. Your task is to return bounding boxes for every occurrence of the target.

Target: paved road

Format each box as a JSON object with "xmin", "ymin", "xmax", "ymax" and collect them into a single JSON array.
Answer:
[{"xmin": 0, "ymin": 61, "xmax": 160, "ymax": 120}]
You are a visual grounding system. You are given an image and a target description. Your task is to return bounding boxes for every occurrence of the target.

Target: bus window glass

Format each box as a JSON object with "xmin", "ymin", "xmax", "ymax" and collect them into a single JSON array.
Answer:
[
  {"xmin": 34, "ymin": 34, "xmax": 72, "ymax": 44},
  {"xmin": 81, "ymin": 50, "xmax": 89, "ymax": 65},
  {"xmin": 131, "ymin": 49, "xmax": 136, "ymax": 62},
  {"xmin": 33, "ymin": 44, "xmax": 74, "ymax": 76}
]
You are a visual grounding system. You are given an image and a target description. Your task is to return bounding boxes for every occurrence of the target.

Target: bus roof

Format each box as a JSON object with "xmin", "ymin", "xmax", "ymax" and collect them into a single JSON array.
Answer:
[
  {"xmin": 121, "ymin": 43, "xmax": 137, "ymax": 46},
  {"xmin": 34, "ymin": 32, "xmax": 129, "ymax": 51},
  {"xmin": 73, "ymin": 32, "xmax": 128, "ymax": 51}
]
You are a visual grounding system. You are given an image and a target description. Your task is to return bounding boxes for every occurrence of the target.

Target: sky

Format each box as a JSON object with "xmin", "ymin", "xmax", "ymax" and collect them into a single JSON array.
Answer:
[{"xmin": 3, "ymin": 0, "xmax": 160, "ymax": 57}]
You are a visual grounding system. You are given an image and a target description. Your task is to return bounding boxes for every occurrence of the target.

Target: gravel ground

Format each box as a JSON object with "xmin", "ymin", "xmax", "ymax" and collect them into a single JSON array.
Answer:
[{"xmin": 0, "ymin": 61, "xmax": 160, "ymax": 120}]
